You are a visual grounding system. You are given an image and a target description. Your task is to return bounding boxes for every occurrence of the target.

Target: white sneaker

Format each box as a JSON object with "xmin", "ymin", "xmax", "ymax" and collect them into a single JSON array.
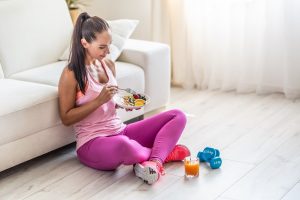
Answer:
[{"xmin": 133, "ymin": 161, "xmax": 161, "ymax": 184}]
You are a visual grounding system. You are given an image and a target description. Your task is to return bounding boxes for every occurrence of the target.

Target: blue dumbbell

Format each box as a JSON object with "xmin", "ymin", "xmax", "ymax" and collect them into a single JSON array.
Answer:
[
  {"xmin": 197, "ymin": 147, "xmax": 222, "ymax": 169},
  {"xmin": 197, "ymin": 147, "xmax": 220, "ymax": 162},
  {"xmin": 209, "ymin": 157, "xmax": 222, "ymax": 169}
]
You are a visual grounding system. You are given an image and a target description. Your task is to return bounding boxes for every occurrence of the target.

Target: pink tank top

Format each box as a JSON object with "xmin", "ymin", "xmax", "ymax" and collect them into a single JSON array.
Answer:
[{"xmin": 74, "ymin": 60, "xmax": 126, "ymax": 150}]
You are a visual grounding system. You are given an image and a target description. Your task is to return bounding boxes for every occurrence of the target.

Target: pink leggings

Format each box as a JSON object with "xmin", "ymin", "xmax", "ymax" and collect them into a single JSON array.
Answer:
[{"xmin": 76, "ymin": 109, "xmax": 187, "ymax": 170}]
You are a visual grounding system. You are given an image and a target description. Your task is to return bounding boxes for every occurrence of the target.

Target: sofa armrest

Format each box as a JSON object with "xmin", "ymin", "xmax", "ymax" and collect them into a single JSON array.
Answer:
[{"xmin": 118, "ymin": 39, "xmax": 171, "ymax": 112}]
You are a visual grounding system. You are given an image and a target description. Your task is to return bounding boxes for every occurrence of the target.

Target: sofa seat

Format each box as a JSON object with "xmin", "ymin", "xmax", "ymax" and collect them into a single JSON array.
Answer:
[
  {"xmin": 0, "ymin": 79, "xmax": 61, "ymax": 145},
  {"xmin": 0, "ymin": 79, "xmax": 74, "ymax": 171}
]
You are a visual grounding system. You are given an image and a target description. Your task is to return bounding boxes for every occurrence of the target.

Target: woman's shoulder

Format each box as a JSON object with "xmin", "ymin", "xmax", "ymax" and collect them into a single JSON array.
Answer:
[{"xmin": 59, "ymin": 66, "xmax": 77, "ymax": 87}]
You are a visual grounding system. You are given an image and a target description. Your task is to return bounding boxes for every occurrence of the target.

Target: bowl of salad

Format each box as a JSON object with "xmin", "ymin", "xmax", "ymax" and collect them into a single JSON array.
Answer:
[{"xmin": 113, "ymin": 91, "xmax": 150, "ymax": 109}]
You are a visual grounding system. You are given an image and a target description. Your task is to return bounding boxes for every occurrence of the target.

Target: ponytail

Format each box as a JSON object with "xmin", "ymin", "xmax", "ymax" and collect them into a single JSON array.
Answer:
[{"xmin": 67, "ymin": 12, "xmax": 110, "ymax": 94}]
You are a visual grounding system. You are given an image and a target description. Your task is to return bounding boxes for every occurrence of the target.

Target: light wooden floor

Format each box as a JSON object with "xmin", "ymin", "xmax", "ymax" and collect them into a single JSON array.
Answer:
[{"xmin": 1, "ymin": 88, "xmax": 300, "ymax": 200}]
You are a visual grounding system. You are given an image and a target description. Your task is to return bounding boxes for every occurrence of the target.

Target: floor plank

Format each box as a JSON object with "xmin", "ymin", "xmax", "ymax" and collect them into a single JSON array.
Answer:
[
  {"xmin": 0, "ymin": 144, "xmax": 79, "ymax": 200},
  {"xmin": 23, "ymin": 166, "xmax": 132, "ymax": 200},
  {"xmin": 281, "ymin": 183, "xmax": 300, "ymax": 200},
  {"xmin": 221, "ymin": 132, "xmax": 300, "ymax": 200}
]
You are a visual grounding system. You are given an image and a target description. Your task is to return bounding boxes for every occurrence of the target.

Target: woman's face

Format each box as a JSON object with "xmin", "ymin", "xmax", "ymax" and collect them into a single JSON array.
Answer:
[{"xmin": 81, "ymin": 30, "xmax": 112, "ymax": 61}]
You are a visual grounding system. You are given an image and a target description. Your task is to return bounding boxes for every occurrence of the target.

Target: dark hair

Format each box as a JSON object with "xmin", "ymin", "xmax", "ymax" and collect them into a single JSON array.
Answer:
[{"xmin": 67, "ymin": 12, "xmax": 110, "ymax": 94}]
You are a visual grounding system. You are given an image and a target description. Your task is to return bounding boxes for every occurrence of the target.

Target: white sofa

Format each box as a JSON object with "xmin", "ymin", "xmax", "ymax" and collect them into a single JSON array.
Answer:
[{"xmin": 0, "ymin": 0, "xmax": 170, "ymax": 172}]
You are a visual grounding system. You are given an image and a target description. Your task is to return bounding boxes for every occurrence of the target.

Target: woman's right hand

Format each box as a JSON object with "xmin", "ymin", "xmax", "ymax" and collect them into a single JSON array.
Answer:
[{"xmin": 96, "ymin": 85, "xmax": 118, "ymax": 105}]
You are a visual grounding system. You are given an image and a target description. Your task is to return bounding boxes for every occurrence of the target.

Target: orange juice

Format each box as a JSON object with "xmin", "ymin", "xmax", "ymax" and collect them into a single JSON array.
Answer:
[{"xmin": 184, "ymin": 157, "xmax": 199, "ymax": 177}]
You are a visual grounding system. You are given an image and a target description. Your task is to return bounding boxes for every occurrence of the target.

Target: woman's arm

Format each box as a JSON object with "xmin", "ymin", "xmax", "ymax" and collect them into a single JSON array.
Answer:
[
  {"xmin": 58, "ymin": 67, "xmax": 117, "ymax": 126},
  {"xmin": 58, "ymin": 67, "xmax": 102, "ymax": 126}
]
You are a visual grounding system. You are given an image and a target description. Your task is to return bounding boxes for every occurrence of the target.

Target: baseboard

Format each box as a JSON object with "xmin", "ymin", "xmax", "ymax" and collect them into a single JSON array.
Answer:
[{"xmin": 124, "ymin": 115, "xmax": 144, "ymax": 124}]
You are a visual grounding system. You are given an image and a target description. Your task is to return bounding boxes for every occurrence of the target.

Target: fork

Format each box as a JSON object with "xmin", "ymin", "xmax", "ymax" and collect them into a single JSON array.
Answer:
[{"xmin": 118, "ymin": 87, "xmax": 137, "ymax": 94}]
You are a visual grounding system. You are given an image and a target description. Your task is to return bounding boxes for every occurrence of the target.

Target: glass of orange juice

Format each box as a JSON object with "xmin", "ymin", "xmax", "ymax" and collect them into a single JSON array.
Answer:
[{"xmin": 184, "ymin": 156, "xmax": 199, "ymax": 178}]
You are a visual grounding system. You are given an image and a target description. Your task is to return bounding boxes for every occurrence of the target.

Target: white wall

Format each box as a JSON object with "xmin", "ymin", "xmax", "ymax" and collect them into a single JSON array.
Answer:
[{"xmin": 84, "ymin": 0, "xmax": 152, "ymax": 41}]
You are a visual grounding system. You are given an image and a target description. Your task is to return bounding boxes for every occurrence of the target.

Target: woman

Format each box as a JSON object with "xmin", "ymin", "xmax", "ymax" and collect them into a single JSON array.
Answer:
[{"xmin": 58, "ymin": 12, "xmax": 190, "ymax": 184}]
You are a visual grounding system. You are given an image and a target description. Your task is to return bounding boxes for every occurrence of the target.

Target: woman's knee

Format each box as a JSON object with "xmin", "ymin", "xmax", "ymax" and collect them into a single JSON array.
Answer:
[{"xmin": 167, "ymin": 109, "xmax": 187, "ymax": 125}]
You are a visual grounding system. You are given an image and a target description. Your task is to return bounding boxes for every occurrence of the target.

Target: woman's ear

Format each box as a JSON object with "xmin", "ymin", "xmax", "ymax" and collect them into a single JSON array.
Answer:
[{"xmin": 81, "ymin": 38, "xmax": 89, "ymax": 48}]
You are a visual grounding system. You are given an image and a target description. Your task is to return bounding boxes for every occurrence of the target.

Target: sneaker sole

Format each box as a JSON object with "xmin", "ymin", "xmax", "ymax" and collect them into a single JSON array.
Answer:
[{"xmin": 134, "ymin": 163, "xmax": 159, "ymax": 184}]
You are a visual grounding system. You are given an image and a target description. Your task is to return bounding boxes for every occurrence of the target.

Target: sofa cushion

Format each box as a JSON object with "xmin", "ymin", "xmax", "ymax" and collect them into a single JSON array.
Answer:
[
  {"xmin": 0, "ymin": 79, "xmax": 60, "ymax": 145},
  {"xmin": 10, "ymin": 61, "xmax": 67, "ymax": 86},
  {"xmin": 59, "ymin": 19, "xmax": 138, "ymax": 62},
  {"xmin": 0, "ymin": 0, "xmax": 73, "ymax": 77}
]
